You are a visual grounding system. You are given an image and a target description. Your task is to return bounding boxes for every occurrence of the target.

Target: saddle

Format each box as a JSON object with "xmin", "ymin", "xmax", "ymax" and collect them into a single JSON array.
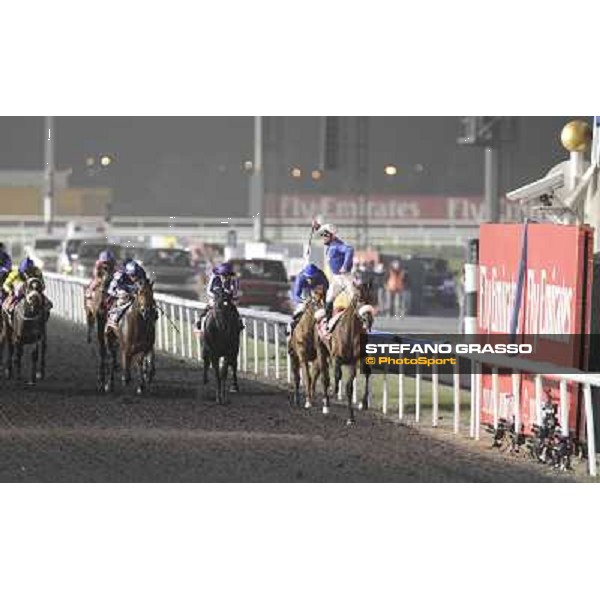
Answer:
[
  {"xmin": 315, "ymin": 304, "xmax": 374, "ymax": 343},
  {"xmin": 314, "ymin": 308, "xmax": 344, "ymax": 343},
  {"xmin": 107, "ymin": 297, "xmax": 133, "ymax": 326}
]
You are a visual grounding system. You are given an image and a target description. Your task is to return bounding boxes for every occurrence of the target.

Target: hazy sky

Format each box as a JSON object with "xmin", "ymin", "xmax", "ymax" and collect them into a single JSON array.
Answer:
[{"xmin": 0, "ymin": 116, "xmax": 586, "ymax": 217}]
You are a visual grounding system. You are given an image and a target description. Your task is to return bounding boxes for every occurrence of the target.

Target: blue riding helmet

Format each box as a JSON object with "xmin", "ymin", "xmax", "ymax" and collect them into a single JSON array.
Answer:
[
  {"xmin": 99, "ymin": 250, "xmax": 115, "ymax": 263},
  {"xmin": 214, "ymin": 262, "xmax": 234, "ymax": 276},
  {"xmin": 19, "ymin": 257, "xmax": 35, "ymax": 274},
  {"xmin": 302, "ymin": 263, "xmax": 321, "ymax": 279}
]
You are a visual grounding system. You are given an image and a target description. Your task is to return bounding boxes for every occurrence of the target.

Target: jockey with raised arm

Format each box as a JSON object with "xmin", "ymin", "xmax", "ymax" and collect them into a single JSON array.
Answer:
[
  {"xmin": 312, "ymin": 220, "xmax": 354, "ymax": 321},
  {"xmin": 287, "ymin": 262, "xmax": 329, "ymax": 336}
]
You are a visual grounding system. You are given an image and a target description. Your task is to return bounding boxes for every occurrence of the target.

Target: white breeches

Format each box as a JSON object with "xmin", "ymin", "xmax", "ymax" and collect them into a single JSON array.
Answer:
[{"xmin": 326, "ymin": 273, "xmax": 354, "ymax": 303}]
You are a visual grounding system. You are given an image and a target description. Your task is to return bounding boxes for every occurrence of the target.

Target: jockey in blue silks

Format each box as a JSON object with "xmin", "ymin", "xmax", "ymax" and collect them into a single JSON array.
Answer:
[
  {"xmin": 313, "ymin": 221, "xmax": 354, "ymax": 320},
  {"xmin": 287, "ymin": 262, "xmax": 329, "ymax": 336}
]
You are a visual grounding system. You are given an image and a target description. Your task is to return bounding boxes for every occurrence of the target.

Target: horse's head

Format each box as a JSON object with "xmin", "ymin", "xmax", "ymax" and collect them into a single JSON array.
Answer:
[
  {"xmin": 352, "ymin": 277, "xmax": 372, "ymax": 305},
  {"xmin": 135, "ymin": 279, "xmax": 155, "ymax": 320},
  {"xmin": 310, "ymin": 285, "xmax": 326, "ymax": 308},
  {"xmin": 213, "ymin": 287, "xmax": 230, "ymax": 310},
  {"xmin": 24, "ymin": 278, "xmax": 44, "ymax": 313},
  {"xmin": 97, "ymin": 264, "xmax": 111, "ymax": 282}
]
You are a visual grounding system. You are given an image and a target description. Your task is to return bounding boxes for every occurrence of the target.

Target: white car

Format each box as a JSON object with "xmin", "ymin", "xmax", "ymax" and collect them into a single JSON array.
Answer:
[{"xmin": 57, "ymin": 235, "xmax": 112, "ymax": 275}]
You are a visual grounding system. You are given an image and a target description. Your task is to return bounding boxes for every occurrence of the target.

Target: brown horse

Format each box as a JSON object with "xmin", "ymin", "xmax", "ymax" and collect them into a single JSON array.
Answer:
[
  {"xmin": 323, "ymin": 281, "xmax": 374, "ymax": 425},
  {"xmin": 84, "ymin": 267, "xmax": 112, "ymax": 388},
  {"xmin": 85, "ymin": 266, "xmax": 111, "ymax": 344},
  {"xmin": 288, "ymin": 290, "xmax": 331, "ymax": 413},
  {"xmin": 103, "ymin": 280, "xmax": 156, "ymax": 395},
  {"xmin": 0, "ymin": 278, "xmax": 48, "ymax": 384}
]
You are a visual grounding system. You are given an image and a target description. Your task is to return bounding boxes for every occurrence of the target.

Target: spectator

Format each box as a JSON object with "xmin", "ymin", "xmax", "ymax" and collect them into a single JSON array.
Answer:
[{"xmin": 385, "ymin": 260, "xmax": 404, "ymax": 316}]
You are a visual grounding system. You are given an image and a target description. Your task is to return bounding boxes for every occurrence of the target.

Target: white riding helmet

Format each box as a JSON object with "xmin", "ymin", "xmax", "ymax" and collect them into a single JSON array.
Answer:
[{"xmin": 317, "ymin": 223, "xmax": 337, "ymax": 237}]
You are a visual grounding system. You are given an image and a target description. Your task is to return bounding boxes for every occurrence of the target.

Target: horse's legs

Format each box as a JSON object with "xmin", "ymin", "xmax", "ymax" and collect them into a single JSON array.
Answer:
[
  {"xmin": 136, "ymin": 353, "xmax": 145, "ymax": 396},
  {"xmin": 334, "ymin": 356, "xmax": 343, "ymax": 399},
  {"xmin": 290, "ymin": 352, "xmax": 302, "ymax": 407},
  {"xmin": 311, "ymin": 358, "xmax": 321, "ymax": 405},
  {"xmin": 202, "ymin": 351, "xmax": 210, "ymax": 385},
  {"xmin": 229, "ymin": 354, "xmax": 239, "ymax": 392},
  {"xmin": 105, "ymin": 332, "xmax": 117, "ymax": 393},
  {"xmin": 121, "ymin": 349, "xmax": 131, "ymax": 386},
  {"xmin": 15, "ymin": 342, "xmax": 23, "ymax": 380},
  {"xmin": 37, "ymin": 330, "xmax": 46, "ymax": 380},
  {"xmin": 147, "ymin": 349, "xmax": 156, "ymax": 383},
  {"xmin": 361, "ymin": 363, "xmax": 371, "ymax": 411},
  {"xmin": 5, "ymin": 335, "xmax": 14, "ymax": 379},
  {"xmin": 213, "ymin": 356, "xmax": 222, "ymax": 404},
  {"xmin": 220, "ymin": 357, "xmax": 229, "ymax": 404},
  {"xmin": 86, "ymin": 309, "xmax": 94, "ymax": 344},
  {"xmin": 345, "ymin": 362, "xmax": 356, "ymax": 425},
  {"xmin": 301, "ymin": 359, "xmax": 313, "ymax": 409},
  {"xmin": 319, "ymin": 351, "xmax": 331, "ymax": 414},
  {"xmin": 97, "ymin": 318, "xmax": 106, "ymax": 389},
  {"xmin": 29, "ymin": 343, "xmax": 39, "ymax": 385}
]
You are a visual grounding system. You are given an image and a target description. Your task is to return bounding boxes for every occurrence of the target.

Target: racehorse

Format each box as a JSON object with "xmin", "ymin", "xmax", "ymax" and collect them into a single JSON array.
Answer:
[
  {"xmin": 288, "ymin": 289, "xmax": 331, "ymax": 413},
  {"xmin": 84, "ymin": 266, "xmax": 112, "ymax": 387},
  {"xmin": 85, "ymin": 265, "xmax": 111, "ymax": 345},
  {"xmin": 202, "ymin": 287, "xmax": 241, "ymax": 404},
  {"xmin": 0, "ymin": 278, "xmax": 48, "ymax": 384},
  {"xmin": 103, "ymin": 279, "xmax": 156, "ymax": 395},
  {"xmin": 322, "ymin": 280, "xmax": 374, "ymax": 425}
]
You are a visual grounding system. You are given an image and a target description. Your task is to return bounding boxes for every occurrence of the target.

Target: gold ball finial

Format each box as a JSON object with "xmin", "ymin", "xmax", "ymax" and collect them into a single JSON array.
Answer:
[{"xmin": 561, "ymin": 120, "xmax": 592, "ymax": 152}]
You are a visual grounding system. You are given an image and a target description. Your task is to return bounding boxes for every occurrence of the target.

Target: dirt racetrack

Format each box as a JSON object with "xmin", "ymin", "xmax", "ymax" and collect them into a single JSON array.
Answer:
[{"xmin": 0, "ymin": 319, "xmax": 586, "ymax": 482}]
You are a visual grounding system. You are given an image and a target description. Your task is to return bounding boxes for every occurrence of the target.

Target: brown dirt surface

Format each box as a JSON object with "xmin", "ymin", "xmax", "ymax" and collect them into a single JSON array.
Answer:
[{"xmin": 0, "ymin": 319, "xmax": 590, "ymax": 482}]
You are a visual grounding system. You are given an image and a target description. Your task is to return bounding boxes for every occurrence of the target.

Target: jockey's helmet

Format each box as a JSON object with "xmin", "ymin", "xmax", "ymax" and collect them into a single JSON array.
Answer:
[
  {"xmin": 303, "ymin": 263, "xmax": 321, "ymax": 279},
  {"xmin": 317, "ymin": 223, "xmax": 337, "ymax": 238},
  {"xmin": 19, "ymin": 257, "xmax": 35, "ymax": 274},
  {"xmin": 214, "ymin": 262, "xmax": 234, "ymax": 276},
  {"xmin": 99, "ymin": 250, "xmax": 115, "ymax": 264}
]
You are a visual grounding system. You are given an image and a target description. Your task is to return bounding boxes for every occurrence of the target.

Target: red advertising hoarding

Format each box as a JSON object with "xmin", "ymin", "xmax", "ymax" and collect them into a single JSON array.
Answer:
[{"xmin": 477, "ymin": 223, "xmax": 594, "ymax": 433}]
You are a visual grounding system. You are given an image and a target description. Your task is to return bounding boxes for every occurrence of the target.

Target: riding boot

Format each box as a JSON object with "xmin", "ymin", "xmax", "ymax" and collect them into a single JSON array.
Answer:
[
  {"xmin": 287, "ymin": 311, "xmax": 302, "ymax": 336},
  {"xmin": 325, "ymin": 301, "xmax": 333, "ymax": 321},
  {"xmin": 195, "ymin": 308, "xmax": 209, "ymax": 333}
]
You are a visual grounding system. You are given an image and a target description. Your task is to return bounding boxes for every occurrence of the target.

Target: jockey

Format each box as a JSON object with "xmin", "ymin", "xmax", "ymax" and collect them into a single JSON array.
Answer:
[
  {"xmin": 312, "ymin": 221, "xmax": 354, "ymax": 321},
  {"xmin": 2, "ymin": 257, "xmax": 47, "ymax": 314},
  {"xmin": 287, "ymin": 262, "xmax": 329, "ymax": 336},
  {"xmin": 85, "ymin": 249, "xmax": 117, "ymax": 300},
  {"xmin": 106, "ymin": 259, "xmax": 157, "ymax": 323},
  {"xmin": 0, "ymin": 246, "xmax": 13, "ymax": 302},
  {"xmin": 195, "ymin": 262, "xmax": 243, "ymax": 333},
  {"xmin": 107, "ymin": 259, "xmax": 149, "ymax": 299},
  {"xmin": 208, "ymin": 262, "xmax": 240, "ymax": 301}
]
